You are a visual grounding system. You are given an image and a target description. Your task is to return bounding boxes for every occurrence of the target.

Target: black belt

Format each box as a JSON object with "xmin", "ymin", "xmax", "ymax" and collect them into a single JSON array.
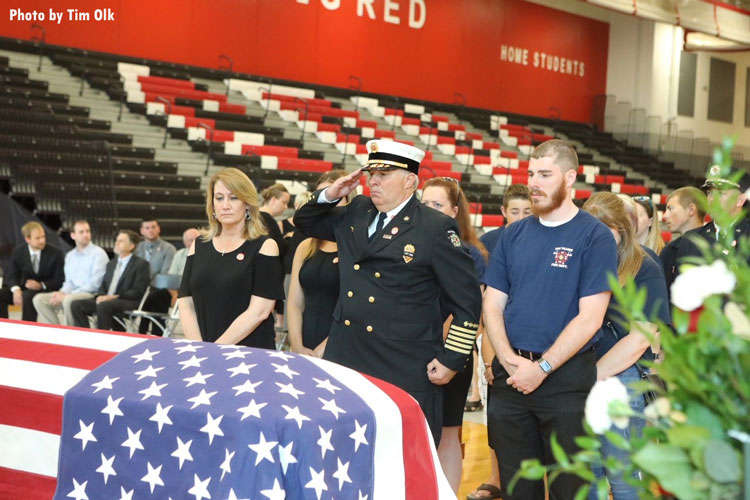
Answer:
[{"xmin": 514, "ymin": 347, "xmax": 543, "ymax": 361}]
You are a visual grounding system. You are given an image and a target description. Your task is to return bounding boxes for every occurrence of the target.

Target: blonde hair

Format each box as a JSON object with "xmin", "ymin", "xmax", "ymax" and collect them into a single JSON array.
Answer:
[
  {"xmin": 632, "ymin": 196, "xmax": 665, "ymax": 255},
  {"xmin": 667, "ymin": 186, "xmax": 707, "ymax": 221},
  {"xmin": 294, "ymin": 191, "xmax": 311, "ymax": 208},
  {"xmin": 583, "ymin": 192, "xmax": 644, "ymax": 285},
  {"xmin": 304, "ymin": 169, "xmax": 348, "ymax": 261},
  {"xmin": 422, "ymin": 177, "xmax": 488, "ymax": 261},
  {"xmin": 530, "ymin": 139, "xmax": 579, "ymax": 172},
  {"xmin": 202, "ymin": 168, "xmax": 267, "ymax": 241},
  {"xmin": 21, "ymin": 221, "xmax": 44, "ymax": 238}
]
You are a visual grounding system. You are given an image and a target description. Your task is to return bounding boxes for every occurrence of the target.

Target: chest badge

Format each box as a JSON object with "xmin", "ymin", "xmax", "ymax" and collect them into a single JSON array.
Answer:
[
  {"xmin": 236, "ymin": 253, "xmax": 245, "ymax": 261},
  {"xmin": 551, "ymin": 247, "xmax": 573, "ymax": 268},
  {"xmin": 332, "ymin": 256, "xmax": 339, "ymax": 264},
  {"xmin": 391, "ymin": 227, "xmax": 399, "ymax": 235},
  {"xmin": 403, "ymin": 244, "xmax": 415, "ymax": 263}
]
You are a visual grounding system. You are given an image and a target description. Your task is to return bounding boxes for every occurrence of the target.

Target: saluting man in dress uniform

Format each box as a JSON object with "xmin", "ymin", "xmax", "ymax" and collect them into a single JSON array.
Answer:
[
  {"xmin": 294, "ymin": 140, "xmax": 482, "ymax": 444},
  {"xmin": 674, "ymin": 165, "xmax": 750, "ymax": 268}
]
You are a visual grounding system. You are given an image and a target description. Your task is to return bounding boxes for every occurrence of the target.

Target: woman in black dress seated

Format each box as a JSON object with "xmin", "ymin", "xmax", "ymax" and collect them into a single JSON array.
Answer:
[
  {"xmin": 179, "ymin": 168, "xmax": 285, "ymax": 348},
  {"xmin": 287, "ymin": 170, "xmax": 349, "ymax": 357}
]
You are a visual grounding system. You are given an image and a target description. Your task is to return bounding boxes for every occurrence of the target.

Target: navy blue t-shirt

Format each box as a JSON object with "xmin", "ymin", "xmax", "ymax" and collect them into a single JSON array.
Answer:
[
  {"xmin": 480, "ymin": 227, "xmax": 504, "ymax": 258},
  {"xmin": 594, "ymin": 254, "xmax": 671, "ymax": 360},
  {"xmin": 484, "ymin": 211, "xmax": 618, "ymax": 353}
]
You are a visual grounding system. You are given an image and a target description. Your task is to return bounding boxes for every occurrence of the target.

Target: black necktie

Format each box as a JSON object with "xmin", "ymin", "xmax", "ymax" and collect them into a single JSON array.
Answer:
[{"xmin": 369, "ymin": 212, "xmax": 387, "ymax": 242}]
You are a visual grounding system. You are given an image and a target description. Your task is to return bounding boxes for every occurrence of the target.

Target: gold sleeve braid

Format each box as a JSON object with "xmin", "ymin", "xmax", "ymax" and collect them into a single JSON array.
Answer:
[{"xmin": 445, "ymin": 323, "xmax": 478, "ymax": 355}]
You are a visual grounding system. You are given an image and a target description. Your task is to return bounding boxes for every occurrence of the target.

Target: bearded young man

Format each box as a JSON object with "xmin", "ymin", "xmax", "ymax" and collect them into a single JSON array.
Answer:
[{"xmin": 482, "ymin": 140, "xmax": 618, "ymax": 499}]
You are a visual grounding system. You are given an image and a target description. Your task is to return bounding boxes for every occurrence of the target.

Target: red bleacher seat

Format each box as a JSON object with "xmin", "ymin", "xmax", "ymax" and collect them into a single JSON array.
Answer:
[
  {"xmin": 481, "ymin": 215, "xmax": 504, "ymax": 226},
  {"xmin": 574, "ymin": 190, "xmax": 592, "ymax": 199},
  {"xmin": 595, "ymin": 175, "xmax": 626, "ymax": 184},
  {"xmin": 618, "ymin": 184, "xmax": 649, "ymax": 195},
  {"xmin": 317, "ymin": 123, "xmax": 341, "ymax": 133},
  {"xmin": 336, "ymin": 133, "xmax": 360, "ymax": 143},
  {"xmin": 432, "ymin": 115, "xmax": 449, "ymax": 122},
  {"xmin": 469, "ymin": 202, "xmax": 482, "ymax": 214},
  {"xmin": 465, "ymin": 132, "xmax": 483, "ymax": 141},
  {"xmin": 262, "ymin": 92, "xmax": 332, "ymax": 107},
  {"xmin": 374, "ymin": 130, "xmax": 396, "ymax": 139},
  {"xmin": 661, "ymin": 231, "xmax": 672, "ymax": 243},
  {"xmin": 436, "ymin": 136, "xmax": 455, "ymax": 145},
  {"xmin": 277, "ymin": 158, "xmax": 333, "ymax": 172},
  {"xmin": 138, "ymin": 75, "xmax": 194, "ymax": 89},
  {"xmin": 500, "ymin": 150, "xmax": 518, "ymax": 159},
  {"xmin": 357, "ymin": 119, "xmax": 378, "ymax": 128},
  {"xmin": 241, "ymin": 144, "xmax": 298, "ymax": 158},
  {"xmin": 183, "ymin": 116, "xmax": 216, "ymax": 129},
  {"xmin": 401, "ymin": 117, "xmax": 420, "ymax": 126},
  {"xmin": 448, "ymin": 124, "xmax": 466, "ymax": 132}
]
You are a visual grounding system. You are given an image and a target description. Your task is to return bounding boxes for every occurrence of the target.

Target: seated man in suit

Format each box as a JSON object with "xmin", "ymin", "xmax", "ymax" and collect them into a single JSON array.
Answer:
[
  {"xmin": 0, "ymin": 221, "xmax": 65, "ymax": 321},
  {"xmin": 70, "ymin": 229, "xmax": 150, "ymax": 331}
]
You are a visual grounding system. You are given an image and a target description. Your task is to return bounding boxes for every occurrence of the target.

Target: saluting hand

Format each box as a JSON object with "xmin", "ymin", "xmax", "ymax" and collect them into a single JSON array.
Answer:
[
  {"xmin": 506, "ymin": 356, "xmax": 547, "ymax": 395},
  {"xmin": 325, "ymin": 168, "xmax": 364, "ymax": 201},
  {"xmin": 426, "ymin": 358, "xmax": 457, "ymax": 385}
]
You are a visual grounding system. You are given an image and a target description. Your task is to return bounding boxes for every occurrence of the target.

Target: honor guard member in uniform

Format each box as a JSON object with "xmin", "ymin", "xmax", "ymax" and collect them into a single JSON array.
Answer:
[
  {"xmin": 673, "ymin": 165, "xmax": 750, "ymax": 272},
  {"xmin": 294, "ymin": 140, "xmax": 482, "ymax": 444}
]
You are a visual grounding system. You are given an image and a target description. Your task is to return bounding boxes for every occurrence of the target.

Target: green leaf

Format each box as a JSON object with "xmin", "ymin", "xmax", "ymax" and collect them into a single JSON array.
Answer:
[
  {"xmin": 686, "ymin": 404, "xmax": 725, "ymax": 440},
  {"xmin": 703, "ymin": 439, "xmax": 741, "ymax": 483},
  {"xmin": 603, "ymin": 430, "xmax": 631, "ymax": 451},
  {"xmin": 596, "ymin": 478, "xmax": 610, "ymax": 499},
  {"xmin": 632, "ymin": 443, "xmax": 703, "ymax": 500},
  {"xmin": 550, "ymin": 434, "xmax": 570, "ymax": 467},
  {"xmin": 573, "ymin": 484, "xmax": 590, "ymax": 500},
  {"xmin": 665, "ymin": 425, "xmax": 710, "ymax": 449},
  {"xmin": 574, "ymin": 436, "xmax": 601, "ymax": 450}
]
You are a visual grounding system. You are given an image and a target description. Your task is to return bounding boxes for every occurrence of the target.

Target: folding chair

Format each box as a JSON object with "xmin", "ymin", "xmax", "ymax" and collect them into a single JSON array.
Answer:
[{"xmin": 116, "ymin": 274, "xmax": 183, "ymax": 337}]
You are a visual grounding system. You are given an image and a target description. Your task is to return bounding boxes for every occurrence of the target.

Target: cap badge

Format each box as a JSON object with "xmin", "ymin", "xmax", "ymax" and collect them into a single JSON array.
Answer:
[
  {"xmin": 710, "ymin": 165, "xmax": 721, "ymax": 176},
  {"xmin": 370, "ymin": 142, "xmax": 379, "ymax": 153},
  {"xmin": 403, "ymin": 244, "xmax": 415, "ymax": 263}
]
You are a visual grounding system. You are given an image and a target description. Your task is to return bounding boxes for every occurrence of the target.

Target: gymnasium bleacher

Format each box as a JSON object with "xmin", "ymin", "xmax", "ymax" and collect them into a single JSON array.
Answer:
[{"xmin": 0, "ymin": 35, "xmax": 694, "ymax": 248}]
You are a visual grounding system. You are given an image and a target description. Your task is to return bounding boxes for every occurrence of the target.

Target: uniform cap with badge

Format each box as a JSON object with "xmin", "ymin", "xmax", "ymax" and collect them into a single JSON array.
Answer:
[
  {"xmin": 702, "ymin": 164, "xmax": 750, "ymax": 193},
  {"xmin": 362, "ymin": 139, "xmax": 425, "ymax": 175}
]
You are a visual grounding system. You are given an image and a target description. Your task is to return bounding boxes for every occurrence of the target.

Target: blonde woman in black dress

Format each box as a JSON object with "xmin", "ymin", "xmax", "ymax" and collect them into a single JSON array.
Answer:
[{"xmin": 179, "ymin": 168, "xmax": 285, "ymax": 347}]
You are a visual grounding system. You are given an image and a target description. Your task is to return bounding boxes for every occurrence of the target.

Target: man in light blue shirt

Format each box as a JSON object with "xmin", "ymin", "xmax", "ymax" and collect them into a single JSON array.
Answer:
[{"xmin": 33, "ymin": 220, "xmax": 108, "ymax": 325}]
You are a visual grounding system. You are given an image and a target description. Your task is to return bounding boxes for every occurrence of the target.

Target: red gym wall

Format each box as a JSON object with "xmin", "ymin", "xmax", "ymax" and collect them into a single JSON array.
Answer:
[{"xmin": 0, "ymin": 0, "xmax": 609, "ymax": 123}]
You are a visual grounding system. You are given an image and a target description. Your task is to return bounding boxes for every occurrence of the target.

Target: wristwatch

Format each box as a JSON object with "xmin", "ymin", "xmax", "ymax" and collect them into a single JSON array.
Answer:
[{"xmin": 537, "ymin": 358, "xmax": 553, "ymax": 374}]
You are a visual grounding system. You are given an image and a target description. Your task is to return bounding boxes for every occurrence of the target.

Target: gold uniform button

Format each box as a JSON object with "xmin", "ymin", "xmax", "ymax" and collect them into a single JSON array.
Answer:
[
  {"xmin": 374, "ymin": 272, "xmax": 381, "ymax": 278},
  {"xmin": 368, "ymin": 296, "xmax": 375, "ymax": 303},
  {"xmin": 347, "ymin": 291, "xmax": 354, "ymax": 298},
  {"xmin": 344, "ymin": 320, "xmax": 351, "ymax": 326},
  {"xmin": 353, "ymin": 264, "xmax": 360, "ymax": 270},
  {"xmin": 366, "ymin": 325, "xmax": 373, "ymax": 332}
]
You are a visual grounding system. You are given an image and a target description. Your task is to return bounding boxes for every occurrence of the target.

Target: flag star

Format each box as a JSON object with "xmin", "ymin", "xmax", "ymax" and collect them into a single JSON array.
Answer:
[
  {"xmin": 305, "ymin": 467, "xmax": 328, "ymax": 500},
  {"xmin": 183, "ymin": 371, "xmax": 214, "ymax": 387},
  {"xmin": 91, "ymin": 374, "xmax": 119, "ymax": 393},
  {"xmin": 272, "ymin": 363, "xmax": 300, "ymax": 379},
  {"xmin": 232, "ymin": 379, "xmax": 262, "ymax": 396},
  {"xmin": 134, "ymin": 364, "xmax": 164, "ymax": 380},
  {"xmin": 132, "ymin": 348, "xmax": 160, "ymax": 363},
  {"xmin": 149, "ymin": 402, "xmax": 174, "ymax": 433},
  {"xmin": 179, "ymin": 355, "xmax": 207, "ymax": 370},
  {"xmin": 139, "ymin": 381, "xmax": 168, "ymax": 400},
  {"xmin": 200, "ymin": 412, "xmax": 224, "ymax": 444},
  {"xmin": 226, "ymin": 489, "xmax": 249, "ymax": 500},
  {"xmin": 101, "ymin": 395, "xmax": 124, "ymax": 425},
  {"xmin": 226, "ymin": 361, "xmax": 257, "ymax": 377},
  {"xmin": 218, "ymin": 344, "xmax": 242, "ymax": 349},
  {"xmin": 95, "ymin": 453, "xmax": 117, "ymax": 485},
  {"xmin": 278, "ymin": 441, "xmax": 298, "ymax": 474},
  {"xmin": 349, "ymin": 420, "xmax": 369, "ymax": 452},
  {"xmin": 332, "ymin": 458, "xmax": 352, "ymax": 490},
  {"xmin": 175, "ymin": 343, "xmax": 203, "ymax": 354},
  {"xmin": 171, "ymin": 436, "xmax": 194, "ymax": 469},
  {"xmin": 73, "ymin": 420, "xmax": 97, "ymax": 451},
  {"xmin": 248, "ymin": 431, "xmax": 278, "ymax": 465},
  {"xmin": 118, "ymin": 486, "xmax": 134, "ymax": 500},
  {"xmin": 187, "ymin": 474, "xmax": 211, "ymax": 500},
  {"xmin": 358, "ymin": 491, "xmax": 369, "ymax": 500},
  {"xmin": 188, "ymin": 388, "xmax": 218, "ymax": 409},
  {"xmin": 319, "ymin": 397, "xmax": 347, "ymax": 420},
  {"xmin": 140, "ymin": 462, "xmax": 164, "ymax": 494},
  {"xmin": 317, "ymin": 426, "xmax": 334, "ymax": 459},
  {"xmin": 222, "ymin": 349, "xmax": 248, "ymax": 360},
  {"xmin": 276, "ymin": 381, "xmax": 305, "ymax": 399},
  {"xmin": 66, "ymin": 478, "xmax": 88, "ymax": 500},
  {"xmin": 260, "ymin": 478, "xmax": 286, "ymax": 500},
  {"xmin": 268, "ymin": 350, "xmax": 293, "ymax": 361},
  {"xmin": 121, "ymin": 427, "xmax": 144, "ymax": 458},
  {"xmin": 219, "ymin": 448, "xmax": 235, "ymax": 480},
  {"xmin": 237, "ymin": 399, "xmax": 267, "ymax": 420},
  {"xmin": 313, "ymin": 377, "xmax": 341, "ymax": 394},
  {"xmin": 282, "ymin": 404, "xmax": 310, "ymax": 429}
]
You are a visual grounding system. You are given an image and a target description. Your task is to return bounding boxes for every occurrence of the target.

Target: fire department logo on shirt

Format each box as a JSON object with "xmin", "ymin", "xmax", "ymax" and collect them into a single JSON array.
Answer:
[{"xmin": 551, "ymin": 246, "xmax": 574, "ymax": 268}]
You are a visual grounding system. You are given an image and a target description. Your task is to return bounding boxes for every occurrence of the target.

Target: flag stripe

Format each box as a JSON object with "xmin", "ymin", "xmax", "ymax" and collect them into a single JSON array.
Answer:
[
  {"xmin": 0, "ymin": 424, "xmax": 59, "ymax": 477},
  {"xmin": 0, "ymin": 386, "xmax": 63, "ymax": 435},
  {"xmin": 305, "ymin": 356, "xmax": 406, "ymax": 500},
  {"xmin": 0, "ymin": 357, "xmax": 90, "ymax": 396},
  {"xmin": 0, "ymin": 337, "xmax": 116, "ymax": 370},
  {"xmin": 0, "ymin": 319, "xmax": 147, "ymax": 352},
  {"xmin": 0, "ymin": 466, "xmax": 57, "ymax": 500}
]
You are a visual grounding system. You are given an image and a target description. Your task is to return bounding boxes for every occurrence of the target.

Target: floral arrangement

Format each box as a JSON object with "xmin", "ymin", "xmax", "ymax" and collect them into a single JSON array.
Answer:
[{"xmin": 513, "ymin": 138, "xmax": 750, "ymax": 499}]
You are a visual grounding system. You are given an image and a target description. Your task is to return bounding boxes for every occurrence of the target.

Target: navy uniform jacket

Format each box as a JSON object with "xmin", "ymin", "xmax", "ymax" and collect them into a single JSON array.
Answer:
[{"xmin": 294, "ymin": 191, "xmax": 482, "ymax": 392}]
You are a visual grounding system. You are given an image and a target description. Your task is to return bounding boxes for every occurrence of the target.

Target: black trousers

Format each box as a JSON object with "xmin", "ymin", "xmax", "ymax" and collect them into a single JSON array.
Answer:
[
  {"xmin": 137, "ymin": 288, "xmax": 171, "ymax": 334},
  {"xmin": 0, "ymin": 287, "xmax": 41, "ymax": 321},
  {"xmin": 488, "ymin": 349, "xmax": 596, "ymax": 500},
  {"xmin": 70, "ymin": 297, "xmax": 139, "ymax": 331}
]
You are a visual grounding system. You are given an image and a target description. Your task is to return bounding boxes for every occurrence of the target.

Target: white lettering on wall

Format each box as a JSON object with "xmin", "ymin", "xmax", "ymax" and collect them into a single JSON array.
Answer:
[
  {"xmin": 358, "ymin": 0, "xmax": 376, "ymax": 19},
  {"xmin": 503, "ymin": 44, "xmax": 585, "ymax": 78},
  {"xmin": 321, "ymin": 0, "xmax": 341, "ymax": 10},
  {"xmin": 384, "ymin": 0, "xmax": 400, "ymax": 25},
  {"xmin": 297, "ymin": 0, "xmax": 426, "ymax": 29},
  {"xmin": 409, "ymin": 0, "xmax": 426, "ymax": 29}
]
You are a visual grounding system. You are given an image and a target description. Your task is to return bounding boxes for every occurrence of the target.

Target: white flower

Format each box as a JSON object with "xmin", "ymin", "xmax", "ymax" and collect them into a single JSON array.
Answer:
[
  {"xmin": 585, "ymin": 377, "xmax": 630, "ymax": 434},
  {"xmin": 644, "ymin": 397, "xmax": 671, "ymax": 420},
  {"xmin": 670, "ymin": 260, "xmax": 736, "ymax": 311},
  {"xmin": 724, "ymin": 302, "xmax": 750, "ymax": 340}
]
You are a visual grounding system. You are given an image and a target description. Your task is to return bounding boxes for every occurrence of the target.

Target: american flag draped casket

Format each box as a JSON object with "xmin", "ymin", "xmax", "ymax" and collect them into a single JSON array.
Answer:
[{"xmin": 0, "ymin": 320, "xmax": 455, "ymax": 499}]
